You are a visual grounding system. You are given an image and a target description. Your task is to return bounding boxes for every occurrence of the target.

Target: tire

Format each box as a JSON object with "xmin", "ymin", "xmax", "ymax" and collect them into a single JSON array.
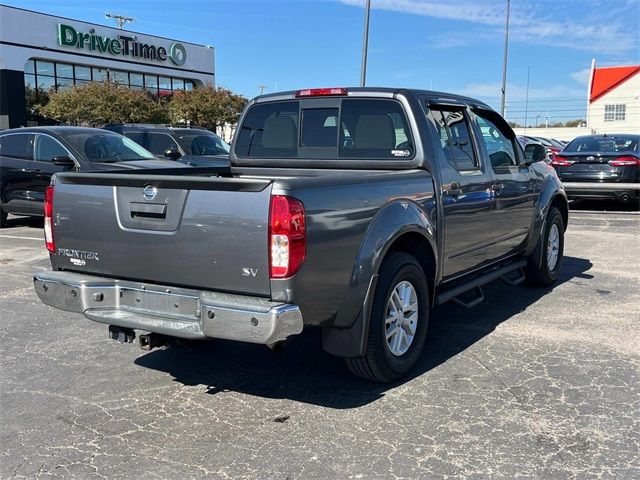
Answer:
[
  {"xmin": 525, "ymin": 206, "xmax": 564, "ymax": 287},
  {"xmin": 0, "ymin": 207, "xmax": 7, "ymax": 229},
  {"xmin": 345, "ymin": 252, "xmax": 429, "ymax": 383}
]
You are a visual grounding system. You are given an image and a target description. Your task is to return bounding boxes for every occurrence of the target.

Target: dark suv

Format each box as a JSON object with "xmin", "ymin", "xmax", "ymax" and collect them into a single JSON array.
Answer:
[{"xmin": 103, "ymin": 125, "xmax": 230, "ymax": 167}]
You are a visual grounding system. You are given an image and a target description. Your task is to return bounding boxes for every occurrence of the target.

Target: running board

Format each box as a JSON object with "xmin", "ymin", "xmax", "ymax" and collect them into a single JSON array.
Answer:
[
  {"xmin": 501, "ymin": 268, "xmax": 525, "ymax": 286},
  {"xmin": 436, "ymin": 259, "xmax": 528, "ymax": 307},
  {"xmin": 451, "ymin": 286, "xmax": 484, "ymax": 309}
]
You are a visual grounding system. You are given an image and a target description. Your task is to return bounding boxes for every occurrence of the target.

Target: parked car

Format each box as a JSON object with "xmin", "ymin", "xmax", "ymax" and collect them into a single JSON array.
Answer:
[
  {"xmin": 551, "ymin": 134, "xmax": 639, "ymax": 203},
  {"xmin": 103, "ymin": 124, "xmax": 230, "ymax": 167},
  {"xmin": 524, "ymin": 136, "xmax": 561, "ymax": 161},
  {"xmin": 34, "ymin": 88, "xmax": 567, "ymax": 382},
  {"xmin": 0, "ymin": 126, "xmax": 183, "ymax": 227}
]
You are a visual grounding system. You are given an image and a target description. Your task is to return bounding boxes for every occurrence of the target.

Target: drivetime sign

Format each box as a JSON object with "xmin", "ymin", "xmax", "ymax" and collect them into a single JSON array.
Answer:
[{"xmin": 57, "ymin": 24, "xmax": 186, "ymax": 66}]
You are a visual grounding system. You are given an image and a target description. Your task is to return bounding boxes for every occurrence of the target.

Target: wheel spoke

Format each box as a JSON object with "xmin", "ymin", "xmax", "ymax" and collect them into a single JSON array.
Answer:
[{"xmin": 385, "ymin": 280, "xmax": 419, "ymax": 357}]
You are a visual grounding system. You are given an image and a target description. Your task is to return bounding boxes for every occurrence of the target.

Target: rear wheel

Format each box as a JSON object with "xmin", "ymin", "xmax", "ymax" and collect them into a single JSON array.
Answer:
[
  {"xmin": 525, "ymin": 206, "xmax": 564, "ymax": 286},
  {"xmin": 346, "ymin": 252, "xmax": 429, "ymax": 383}
]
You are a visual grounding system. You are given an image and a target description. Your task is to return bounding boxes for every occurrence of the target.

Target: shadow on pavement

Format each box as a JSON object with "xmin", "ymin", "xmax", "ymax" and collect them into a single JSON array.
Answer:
[
  {"xmin": 135, "ymin": 256, "xmax": 593, "ymax": 409},
  {"xmin": 3, "ymin": 215, "xmax": 44, "ymax": 229}
]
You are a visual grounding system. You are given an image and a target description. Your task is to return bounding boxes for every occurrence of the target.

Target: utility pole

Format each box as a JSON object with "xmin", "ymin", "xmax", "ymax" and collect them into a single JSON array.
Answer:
[
  {"xmin": 258, "ymin": 85, "xmax": 267, "ymax": 95},
  {"xmin": 500, "ymin": 0, "xmax": 510, "ymax": 117},
  {"xmin": 524, "ymin": 66, "xmax": 530, "ymax": 133},
  {"xmin": 360, "ymin": 0, "xmax": 371, "ymax": 87},
  {"xmin": 105, "ymin": 13, "xmax": 134, "ymax": 29}
]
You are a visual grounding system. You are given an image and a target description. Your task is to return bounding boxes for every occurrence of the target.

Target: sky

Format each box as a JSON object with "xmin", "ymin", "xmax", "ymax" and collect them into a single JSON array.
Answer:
[{"xmin": 5, "ymin": 0, "xmax": 640, "ymax": 124}]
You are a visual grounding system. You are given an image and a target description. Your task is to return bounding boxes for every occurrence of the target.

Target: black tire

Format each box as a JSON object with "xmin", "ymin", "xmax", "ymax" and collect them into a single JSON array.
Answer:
[
  {"xmin": 345, "ymin": 252, "xmax": 429, "ymax": 383},
  {"xmin": 0, "ymin": 207, "xmax": 7, "ymax": 229},
  {"xmin": 525, "ymin": 206, "xmax": 564, "ymax": 287}
]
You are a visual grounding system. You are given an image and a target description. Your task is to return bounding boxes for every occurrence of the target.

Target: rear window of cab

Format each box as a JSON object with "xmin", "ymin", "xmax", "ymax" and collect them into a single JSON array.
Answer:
[{"xmin": 235, "ymin": 99, "xmax": 414, "ymax": 160}]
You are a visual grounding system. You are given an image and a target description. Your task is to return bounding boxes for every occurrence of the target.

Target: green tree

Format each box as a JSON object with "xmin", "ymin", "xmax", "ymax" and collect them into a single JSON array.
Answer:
[
  {"xmin": 563, "ymin": 119, "xmax": 585, "ymax": 127},
  {"xmin": 169, "ymin": 84, "xmax": 247, "ymax": 129},
  {"xmin": 40, "ymin": 81, "xmax": 169, "ymax": 126}
]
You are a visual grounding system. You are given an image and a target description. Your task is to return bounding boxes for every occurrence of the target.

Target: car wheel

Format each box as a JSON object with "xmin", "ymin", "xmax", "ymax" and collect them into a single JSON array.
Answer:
[
  {"xmin": 346, "ymin": 252, "xmax": 429, "ymax": 383},
  {"xmin": 525, "ymin": 206, "xmax": 564, "ymax": 287}
]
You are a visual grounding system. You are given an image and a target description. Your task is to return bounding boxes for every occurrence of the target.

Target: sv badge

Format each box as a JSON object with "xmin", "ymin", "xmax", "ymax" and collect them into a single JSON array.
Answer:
[{"xmin": 242, "ymin": 268, "xmax": 259, "ymax": 278}]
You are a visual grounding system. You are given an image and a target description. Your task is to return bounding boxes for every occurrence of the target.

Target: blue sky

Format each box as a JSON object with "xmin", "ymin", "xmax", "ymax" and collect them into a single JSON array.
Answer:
[{"xmin": 5, "ymin": 0, "xmax": 640, "ymax": 124}]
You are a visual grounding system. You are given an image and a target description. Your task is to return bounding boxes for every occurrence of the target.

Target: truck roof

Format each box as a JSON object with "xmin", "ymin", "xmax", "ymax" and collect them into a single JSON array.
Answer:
[{"xmin": 253, "ymin": 87, "xmax": 492, "ymax": 110}]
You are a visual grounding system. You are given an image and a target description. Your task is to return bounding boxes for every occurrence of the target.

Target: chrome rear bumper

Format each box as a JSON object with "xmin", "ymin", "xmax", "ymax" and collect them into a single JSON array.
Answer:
[{"xmin": 33, "ymin": 271, "xmax": 303, "ymax": 345}]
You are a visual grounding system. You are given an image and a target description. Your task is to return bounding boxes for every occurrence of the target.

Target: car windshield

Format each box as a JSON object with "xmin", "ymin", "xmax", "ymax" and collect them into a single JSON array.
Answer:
[
  {"xmin": 64, "ymin": 131, "xmax": 155, "ymax": 162},
  {"xmin": 174, "ymin": 130, "xmax": 230, "ymax": 156},
  {"xmin": 564, "ymin": 136, "xmax": 639, "ymax": 154}
]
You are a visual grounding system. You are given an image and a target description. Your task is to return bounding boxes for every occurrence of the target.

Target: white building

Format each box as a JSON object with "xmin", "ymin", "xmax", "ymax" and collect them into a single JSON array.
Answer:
[
  {"xmin": 0, "ymin": 4, "xmax": 215, "ymax": 129},
  {"xmin": 586, "ymin": 60, "xmax": 640, "ymax": 134}
]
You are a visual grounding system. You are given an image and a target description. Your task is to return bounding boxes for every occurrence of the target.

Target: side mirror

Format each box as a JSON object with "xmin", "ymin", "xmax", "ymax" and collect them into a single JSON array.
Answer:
[
  {"xmin": 164, "ymin": 148, "xmax": 182, "ymax": 160},
  {"xmin": 523, "ymin": 144, "xmax": 546, "ymax": 165},
  {"xmin": 51, "ymin": 155, "xmax": 75, "ymax": 167}
]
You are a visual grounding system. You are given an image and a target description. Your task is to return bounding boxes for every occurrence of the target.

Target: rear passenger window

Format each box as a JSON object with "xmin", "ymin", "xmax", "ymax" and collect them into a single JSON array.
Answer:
[
  {"xmin": 340, "ymin": 99, "xmax": 413, "ymax": 159},
  {"xmin": 433, "ymin": 109, "xmax": 478, "ymax": 171},
  {"xmin": 235, "ymin": 101, "xmax": 299, "ymax": 157},
  {"xmin": 34, "ymin": 135, "xmax": 69, "ymax": 162},
  {"xmin": 473, "ymin": 111, "xmax": 518, "ymax": 169},
  {"xmin": 0, "ymin": 134, "xmax": 32, "ymax": 160}
]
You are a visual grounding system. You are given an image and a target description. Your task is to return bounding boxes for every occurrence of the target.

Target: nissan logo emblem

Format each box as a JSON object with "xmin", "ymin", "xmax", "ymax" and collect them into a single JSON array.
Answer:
[{"xmin": 143, "ymin": 185, "xmax": 158, "ymax": 201}]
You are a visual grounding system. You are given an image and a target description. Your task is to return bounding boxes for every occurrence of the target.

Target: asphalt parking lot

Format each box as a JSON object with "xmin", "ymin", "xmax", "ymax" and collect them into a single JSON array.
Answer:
[{"xmin": 1, "ymin": 201, "xmax": 638, "ymax": 479}]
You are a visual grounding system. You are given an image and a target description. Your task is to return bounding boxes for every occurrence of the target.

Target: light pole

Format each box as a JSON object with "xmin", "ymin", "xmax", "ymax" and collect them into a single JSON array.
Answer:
[
  {"xmin": 360, "ymin": 0, "xmax": 371, "ymax": 87},
  {"xmin": 535, "ymin": 115, "xmax": 542, "ymax": 127},
  {"xmin": 500, "ymin": 0, "xmax": 510, "ymax": 117}
]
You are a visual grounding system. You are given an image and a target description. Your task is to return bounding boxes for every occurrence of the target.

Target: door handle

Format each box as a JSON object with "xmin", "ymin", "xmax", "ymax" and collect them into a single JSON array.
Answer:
[
  {"xmin": 34, "ymin": 169, "xmax": 42, "ymax": 174},
  {"xmin": 491, "ymin": 183, "xmax": 504, "ymax": 192},
  {"xmin": 443, "ymin": 187, "xmax": 463, "ymax": 197}
]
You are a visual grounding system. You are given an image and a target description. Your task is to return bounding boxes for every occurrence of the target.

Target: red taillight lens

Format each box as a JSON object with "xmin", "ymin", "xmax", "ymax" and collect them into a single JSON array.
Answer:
[
  {"xmin": 44, "ymin": 185, "xmax": 55, "ymax": 253},
  {"xmin": 608, "ymin": 156, "xmax": 640, "ymax": 166},
  {"xmin": 269, "ymin": 195, "xmax": 306, "ymax": 278},
  {"xmin": 295, "ymin": 88, "xmax": 348, "ymax": 97},
  {"xmin": 551, "ymin": 155, "xmax": 575, "ymax": 167}
]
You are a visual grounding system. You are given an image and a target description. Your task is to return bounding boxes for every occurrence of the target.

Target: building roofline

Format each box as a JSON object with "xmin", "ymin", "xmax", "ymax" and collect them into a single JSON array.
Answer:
[
  {"xmin": 589, "ymin": 64, "xmax": 640, "ymax": 103},
  {"xmin": 0, "ymin": 3, "xmax": 213, "ymax": 49}
]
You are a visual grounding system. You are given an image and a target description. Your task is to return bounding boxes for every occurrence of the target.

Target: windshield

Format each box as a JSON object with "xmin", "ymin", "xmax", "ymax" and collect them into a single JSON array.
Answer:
[
  {"xmin": 64, "ymin": 132, "xmax": 155, "ymax": 162},
  {"xmin": 174, "ymin": 130, "xmax": 230, "ymax": 156},
  {"xmin": 564, "ymin": 135, "xmax": 638, "ymax": 154}
]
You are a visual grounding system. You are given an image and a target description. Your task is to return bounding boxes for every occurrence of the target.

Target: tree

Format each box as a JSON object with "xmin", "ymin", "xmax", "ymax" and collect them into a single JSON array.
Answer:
[
  {"xmin": 563, "ymin": 119, "xmax": 586, "ymax": 127},
  {"xmin": 169, "ymin": 84, "xmax": 247, "ymax": 129},
  {"xmin": 40, "ymin": 81, "xmax": 169, "ymax": 126}
]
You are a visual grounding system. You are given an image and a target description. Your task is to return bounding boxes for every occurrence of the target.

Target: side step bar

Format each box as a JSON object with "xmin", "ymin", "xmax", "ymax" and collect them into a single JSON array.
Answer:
[{"xmin": 436, "ymin": 259, "xmax": 527, "ymax": 306}]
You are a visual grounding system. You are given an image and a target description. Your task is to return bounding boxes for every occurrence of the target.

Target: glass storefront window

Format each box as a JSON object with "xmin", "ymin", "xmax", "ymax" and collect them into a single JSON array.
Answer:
[
  {"xmin": 185, "ymin": 80, "xmax": 194, "ymax": 91},
  {"xmin": 159, "ymin": 76, "xmax": 171, "ymax": 91},
  {"xmin": 56, "ymin": 63, "xmax": 73, "ymax": 79},
  {"xmin": 56, "ymin": 78, "xmax": 74, "ymax": 90},
  {"xmin": 92, "ymin": 67, "xmax": 108, "ymax": 82},
  {"xmin": 172, "ymin": 78, "xmax": 184, "ymax": 90},
  {"xmin": 129, "ymin": 72, "xmax": 143, "ymax": 86},
  {"xmin": 37, "ymin": 76, "xmax": 56, "ymax": 93},
  {"xmin": 111, "ymin": 70, "xmax": 129, "ymax": 85},
  {"xmin": 36, "ymin": 61, "xmax": 55, "ymax": 77},
  {"xmin": 24, "ymin": 59, "xmax": 36, "ymax": 75},
  {"xmin": 144, "ymin": 74, "xmax": 158, "ymax": 91},
  {"xmin": 75, "ymin": 65, "xmax": 91, "ymax": 81}
]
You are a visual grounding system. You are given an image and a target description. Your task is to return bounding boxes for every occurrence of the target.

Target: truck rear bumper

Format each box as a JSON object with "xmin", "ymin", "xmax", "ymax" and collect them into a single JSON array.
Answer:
[{"xmin": 33, "ymin": 271, "xmax": 303, "ymax": 345}]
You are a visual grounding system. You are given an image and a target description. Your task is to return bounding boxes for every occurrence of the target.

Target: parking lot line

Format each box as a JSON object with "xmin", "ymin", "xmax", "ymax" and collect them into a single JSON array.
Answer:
[{"xmin": 0, "ymin": 234, "xmax": 43, "ymax": 241}]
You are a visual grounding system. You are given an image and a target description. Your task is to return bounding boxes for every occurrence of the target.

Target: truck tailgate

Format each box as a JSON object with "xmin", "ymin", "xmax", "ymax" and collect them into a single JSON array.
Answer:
[{"xmin": 50, "ymin": 172, "xmax": 273, "ymax": 296}]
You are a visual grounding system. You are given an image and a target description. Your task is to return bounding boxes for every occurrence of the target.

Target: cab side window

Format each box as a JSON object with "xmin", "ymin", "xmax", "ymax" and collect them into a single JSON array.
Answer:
[
  {"xmin": 473, "ymin": 111, "xmax": 518, "ymax": 169},
  {"xmin": 0, "ymin": 134, "xmax": 33, "ymax": 160},
  {"xmin": 433, "ymin": 109, "xmax": 478, "ymax": 171},
  {"xmin": 147, "ymin": 133, "xmax": 180, "ymax": 156},
  {"xmin": 34, "ymin": 135, "xmax": 70, "ymax": 162}
]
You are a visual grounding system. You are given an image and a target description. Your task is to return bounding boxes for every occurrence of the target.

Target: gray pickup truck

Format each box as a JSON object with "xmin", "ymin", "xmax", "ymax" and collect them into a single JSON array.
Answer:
[{"xmin": 34, "ymin": 88, "xmax": 568, "ymax": 382}]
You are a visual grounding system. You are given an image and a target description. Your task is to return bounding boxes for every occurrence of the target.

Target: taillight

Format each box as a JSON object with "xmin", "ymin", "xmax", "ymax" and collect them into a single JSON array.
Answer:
[
  {"xmin": 551, "ymin": 155, "xmax": 575, "ymax": 167},
  {"xmin": 269, "ymin": 195, "xmax": 306, "ymax": 278},
  {"xmin": 295, "ymin": 88, "xmax": 348, "ymax": 97},
  {"xmin": 44, "ymin": 185, "xmax": 55, "ymax": 253},
  {"xmin": 608, "ymin": 156, "xmax": 640, "ymax": 166}
]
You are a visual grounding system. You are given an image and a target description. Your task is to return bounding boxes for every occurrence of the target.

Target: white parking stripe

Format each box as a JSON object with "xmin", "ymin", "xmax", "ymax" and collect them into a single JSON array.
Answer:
[{"xmin": 0, "ymin": 235, "xmax": 43, "ymax": 241}]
